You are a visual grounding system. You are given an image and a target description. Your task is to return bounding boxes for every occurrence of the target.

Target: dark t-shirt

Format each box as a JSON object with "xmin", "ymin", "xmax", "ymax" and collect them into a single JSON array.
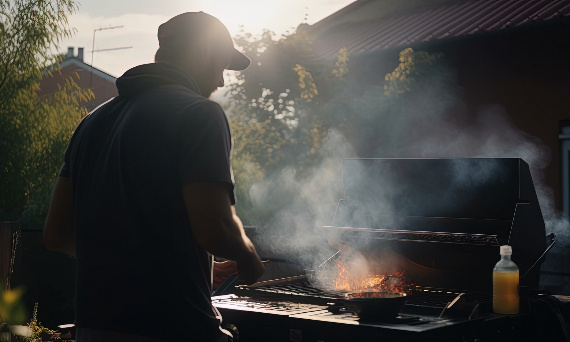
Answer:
[{"xmin": 59, "ymin": 63, "xmax": 234, "ymax": 341}]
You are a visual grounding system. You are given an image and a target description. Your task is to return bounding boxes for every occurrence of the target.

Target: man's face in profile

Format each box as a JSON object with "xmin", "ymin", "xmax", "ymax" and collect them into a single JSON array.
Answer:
[{"xmin": 199, "ymin": 45, "xmax": 232, "ymax": 98}]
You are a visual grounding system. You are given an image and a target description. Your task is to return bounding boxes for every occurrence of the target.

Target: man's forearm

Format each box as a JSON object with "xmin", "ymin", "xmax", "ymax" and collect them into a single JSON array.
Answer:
[
  {"xmin": 183, "ymin": 182, "xmax": 265, "ymax": 283},
  {"xmin": 196, "ymin": 209, "xmax": 257, "ymax": 262}
]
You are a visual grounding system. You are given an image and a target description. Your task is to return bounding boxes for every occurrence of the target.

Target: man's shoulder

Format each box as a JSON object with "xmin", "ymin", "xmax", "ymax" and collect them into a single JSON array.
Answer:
[
  {"xmin": 153, "ymin": 84, "xmax": 222, "ymax": 112},
  {"xmin": 175, "ymin": 94, "xmax": 225, "ymax": 119}
]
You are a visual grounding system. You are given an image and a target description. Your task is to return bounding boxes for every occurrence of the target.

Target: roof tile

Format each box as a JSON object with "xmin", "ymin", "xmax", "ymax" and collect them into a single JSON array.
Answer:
[{"xmin": 311, "ymin": 0, "xmax": 570, "ymax": 58}]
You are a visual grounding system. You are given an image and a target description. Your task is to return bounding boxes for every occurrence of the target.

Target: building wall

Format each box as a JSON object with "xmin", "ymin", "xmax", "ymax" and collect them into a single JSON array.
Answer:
[
  {"xmin": 39, "ymin": 60, "xmax": 118, "ymax": 112},
  {"xmin": 443, "ymin": 22, "xmax": 570, "ymax": 212},
  {"xmin": 346, "ymin": 20, "xmax": 570, "ymax": 212}
]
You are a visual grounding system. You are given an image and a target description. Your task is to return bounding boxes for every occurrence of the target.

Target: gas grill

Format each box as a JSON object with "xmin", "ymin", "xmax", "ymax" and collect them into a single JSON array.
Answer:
[{"xmin": 213, "ymin": 158, "xmax": 552, "ymax": 342}]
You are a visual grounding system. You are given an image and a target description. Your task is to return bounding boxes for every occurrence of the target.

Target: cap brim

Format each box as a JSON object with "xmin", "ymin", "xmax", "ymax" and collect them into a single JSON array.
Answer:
[{"xmin": 227, "ymin": 48, "xmax": 251, "ymax": 71}]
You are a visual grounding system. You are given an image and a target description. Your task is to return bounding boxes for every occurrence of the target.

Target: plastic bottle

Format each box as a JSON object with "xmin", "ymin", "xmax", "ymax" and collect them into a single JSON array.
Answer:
[{"xmin": 493, "ymin": 245, "xmax": 520, "ymax": 314}]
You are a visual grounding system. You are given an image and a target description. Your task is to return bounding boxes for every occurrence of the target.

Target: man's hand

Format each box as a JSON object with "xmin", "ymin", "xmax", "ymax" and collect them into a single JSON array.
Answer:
[
  {"xmin": 213, "ymin": 260, "xmax": 237, "ymax": 290},
  {"xmin": 236, "ymin": 240, "xmax": 265, "ymax": 285}
]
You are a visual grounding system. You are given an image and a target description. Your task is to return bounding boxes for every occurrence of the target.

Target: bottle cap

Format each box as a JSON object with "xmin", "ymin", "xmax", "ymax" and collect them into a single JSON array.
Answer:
[{"xmin": 500, "ymin": 245, "xmax": 512, "ymax": 255}]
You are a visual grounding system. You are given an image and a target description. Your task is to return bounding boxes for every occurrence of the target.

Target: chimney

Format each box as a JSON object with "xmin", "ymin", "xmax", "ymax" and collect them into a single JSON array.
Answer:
[
  {"xmin": 67, "ymin": 47, "xmax": 74, "ymax": 59},
  {"xmin": 78, "ymin": 47, "xmax": 84, "ymax": 62}
]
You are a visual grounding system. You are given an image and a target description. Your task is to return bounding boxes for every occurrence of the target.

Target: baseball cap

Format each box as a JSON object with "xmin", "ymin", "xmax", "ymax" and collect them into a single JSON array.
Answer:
[{"xmin": 157, "ymin": 12, "xmax": 250, "ymax": 71}]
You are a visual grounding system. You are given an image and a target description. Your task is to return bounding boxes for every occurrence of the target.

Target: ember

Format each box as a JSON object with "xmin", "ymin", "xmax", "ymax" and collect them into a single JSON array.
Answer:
[{"xmin": 333, "ymin": 260, "xmax": 407, "ymax": 293}]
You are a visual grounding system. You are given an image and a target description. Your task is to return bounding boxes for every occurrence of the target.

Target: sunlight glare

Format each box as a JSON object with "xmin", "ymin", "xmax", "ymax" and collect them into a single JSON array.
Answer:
[{"xmin": 198, "ymin": 0, "xmax": 307, "ymax": 36}]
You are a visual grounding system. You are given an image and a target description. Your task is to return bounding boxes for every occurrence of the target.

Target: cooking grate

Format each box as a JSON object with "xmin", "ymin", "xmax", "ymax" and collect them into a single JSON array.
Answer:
[
  {"xmin": 233, "ymin": 279, "xmax": 491, "ymax": 313},
  {"xmin": 234, "ymin": 280, "xmax": 345, "ymax": 305},
  {"xmin": 212, "ymin": 294, "xmax": 444, "ymax": 326},
  {"xmin": 212, "ymin": 294, "xmax": 327, "ymax": 315}
]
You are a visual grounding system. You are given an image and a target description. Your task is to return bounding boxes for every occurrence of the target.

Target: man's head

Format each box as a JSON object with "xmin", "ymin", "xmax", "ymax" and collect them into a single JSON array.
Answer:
[{"xmin": 155, "ymin": 12, "xmax": 250, "ymax": 97}]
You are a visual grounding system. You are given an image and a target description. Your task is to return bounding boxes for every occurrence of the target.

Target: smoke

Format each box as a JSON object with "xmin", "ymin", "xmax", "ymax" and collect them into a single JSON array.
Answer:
[
  {"xmin": 246, "ymin": 130, "xmax": 356, "ymax": 272},
  {"xmin": 399, "ymin": 102, "xmax": 567, "ymax": 246},
  {"xmin": 241, "ymin": 53, "xmax": 569, "ymax": 287},
  {"xmin": 361, "ymin": 63, "xmax": 567, "ymax": 247}
]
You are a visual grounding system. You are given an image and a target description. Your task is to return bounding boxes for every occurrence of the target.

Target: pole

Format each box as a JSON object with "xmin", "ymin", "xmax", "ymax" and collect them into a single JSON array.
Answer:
[
  {"xmin": 90, "ymin": 29, "xmax": 96, "ymax": 88},
  {"xmin": 90, "ymin": 25, "xmax": 125, "ymax": 88}
]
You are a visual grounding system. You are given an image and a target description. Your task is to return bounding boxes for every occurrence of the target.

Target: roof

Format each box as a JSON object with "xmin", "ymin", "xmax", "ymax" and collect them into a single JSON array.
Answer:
[
  {"xmin": 309, "ymin": 0, "xmax": 570, "ymax": 58},
  {"xmin": 60, "ymin": 57, "xmax": 117, "ymax": 84}
]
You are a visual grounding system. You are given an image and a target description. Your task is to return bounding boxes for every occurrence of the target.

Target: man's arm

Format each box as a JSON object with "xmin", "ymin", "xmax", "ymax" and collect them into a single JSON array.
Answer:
[
  {"xmin": 183, "ymin": 182, "xmax": 264, "ymax": 284},
  {"xmin": 43, "ymin": 177, "xmax": 76, "ymax": 257}
]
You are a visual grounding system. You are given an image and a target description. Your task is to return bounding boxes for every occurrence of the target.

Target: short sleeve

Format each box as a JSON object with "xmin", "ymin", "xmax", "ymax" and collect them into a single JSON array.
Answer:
[
  {"xmin": 178, "ymin": 101, "xmax": 236, "ymax": 204},
  {"xmin": 59, "ymin": 159, "xmax": 70, "ymax": 178},
  {"xmin": 58, "ymin": 125, "xmax": 79, "ymax": 178},
  {"xmin": 58, "ymin": 113, "xmax": 92, "ymax": 179}
]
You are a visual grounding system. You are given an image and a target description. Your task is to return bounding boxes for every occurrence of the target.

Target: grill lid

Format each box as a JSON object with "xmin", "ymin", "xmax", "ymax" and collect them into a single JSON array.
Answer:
[{"xmin": 325, "ymin": 158, "xmax": 547, "ymax": 291}]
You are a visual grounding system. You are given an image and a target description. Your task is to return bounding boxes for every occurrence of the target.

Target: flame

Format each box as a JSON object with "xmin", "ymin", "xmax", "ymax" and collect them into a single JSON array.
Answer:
[{"xmin": 333, "ymin": 260, "xmax": 407, "ymax": 293}]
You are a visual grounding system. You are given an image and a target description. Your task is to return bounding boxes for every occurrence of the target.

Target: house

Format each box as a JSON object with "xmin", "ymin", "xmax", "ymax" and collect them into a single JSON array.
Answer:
[
  {"xmin": 305, "ymin": 0, "xmax": 570, "ymax": 292},
  {"xmin": 307, "ymin": 0, "xmax": 570, "ymax": 211},
  {"xmin": 39, "ymin": 46, "xmax": 118, "ymax": 111}
]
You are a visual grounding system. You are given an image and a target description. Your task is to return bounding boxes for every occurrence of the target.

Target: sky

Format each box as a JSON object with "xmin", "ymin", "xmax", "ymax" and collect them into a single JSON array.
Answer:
[{"xmin": 57, "ymin": 0, "xmax": 356, "ymax": 77}]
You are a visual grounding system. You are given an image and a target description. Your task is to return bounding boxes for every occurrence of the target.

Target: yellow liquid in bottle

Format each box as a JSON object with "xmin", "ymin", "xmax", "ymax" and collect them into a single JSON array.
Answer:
[{"xmin": 493, "ymin": 271, "xmax": 519, "ymax": 314}]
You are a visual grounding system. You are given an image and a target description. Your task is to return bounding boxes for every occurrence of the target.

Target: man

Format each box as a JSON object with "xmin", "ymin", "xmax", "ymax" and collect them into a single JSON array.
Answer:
[{"xmin": 43, "ymin": 12, "xmax": 265, "ymax": 342}]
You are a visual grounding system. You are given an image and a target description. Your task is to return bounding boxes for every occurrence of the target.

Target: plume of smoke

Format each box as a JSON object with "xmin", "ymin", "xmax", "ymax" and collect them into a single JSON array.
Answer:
[
  {"xmin": 365, "ymin": 64, "xmax": 567, "ymax": 247},
  {"xmin": 243, "ymin": 53, "xmax": 569, "ymax": 287},
  {"xmin": 250, "ymin": 130, "xmax": 355, "ymax": 271}
]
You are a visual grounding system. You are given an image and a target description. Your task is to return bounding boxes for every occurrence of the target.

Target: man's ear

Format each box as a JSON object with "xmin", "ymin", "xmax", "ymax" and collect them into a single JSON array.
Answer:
[
  {"xmin": 195, "ymin": 42, "xmax": 210, "ymax": 62},
  {"xmin": 179, "ymin": 41, "xmax": 210, "ymax": 73},
  {"xmin": 204, "ymin": 39, "xmax": 232, "ymax": 69}
]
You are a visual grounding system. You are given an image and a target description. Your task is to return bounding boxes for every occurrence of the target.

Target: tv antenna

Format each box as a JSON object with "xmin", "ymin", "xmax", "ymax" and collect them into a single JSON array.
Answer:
[{"xmin": 90, "ymin": 25, "xmax": 132, "ymax": 88}]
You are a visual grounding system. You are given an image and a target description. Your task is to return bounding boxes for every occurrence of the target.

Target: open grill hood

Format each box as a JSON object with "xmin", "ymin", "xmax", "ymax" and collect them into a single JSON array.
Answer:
[{"xmin": 324, "ymin": 158, "xmax": 547, "ymax": 292}]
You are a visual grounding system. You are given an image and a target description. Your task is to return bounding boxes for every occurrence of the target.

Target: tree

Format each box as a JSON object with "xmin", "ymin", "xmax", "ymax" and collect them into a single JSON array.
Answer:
[
  {"xmin": 225, "ymin": 28, "xmax": 354, "ymax": 225},
  {"xmin": 383, "ymin": 47, "xmax": 448, "ymax": 98},
  {"xmin": 226, "ymin": 27, "xmax": 445, "ymax": 226},
  {"xmin": 0, "ymin": 0, "xmax": 93, "ymax": 222}
]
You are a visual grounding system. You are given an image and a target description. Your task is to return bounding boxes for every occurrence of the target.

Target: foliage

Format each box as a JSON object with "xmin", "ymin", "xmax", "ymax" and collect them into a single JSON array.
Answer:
[
  {"xmin": 0, "ymin": 284, "xmax": 26, "ymax": 325},
  {"xmin": 20, "ymin": 303, "xmax": 57, "ymax": 342},
  {"xmin": 19, "ymin": 78, "xmax": 92, "ymax": 223},
  {"xmin": 331, "ymin": 47, "xmax": 349, "ymax": 80},
  {"xmin": 0, "ymin": 0, "xmax": 77, "ymax": 93},
  {"xmin": 230, "ymin": 151, "xmax": 266, "ymax": 224},
  {"xmin": 227, "ymin": 27, "xmax": 357, "ymax": 224},
  {"xmin": 384, "ymin": 47, "xmax": 441, "ymax": 96},
  {"xmin": 0, "ymin": 0, "xmax": 92, "ymax": 222},
  {"xmin": 227, "ymin": 26, "xmax": 444, "ymax": 226},
  {"xmin": 231, "ymin": 117, "xmax": 287, "ymax": 171},
  {"xmin": 293, "ymin": 64, "xmax": 318, "ymax": 102}
]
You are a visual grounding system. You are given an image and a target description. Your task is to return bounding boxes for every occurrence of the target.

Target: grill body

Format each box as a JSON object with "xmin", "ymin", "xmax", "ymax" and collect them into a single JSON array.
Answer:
[{"xmin": 213, "ymin": 158, "xmax": 549, "ymax": 341}]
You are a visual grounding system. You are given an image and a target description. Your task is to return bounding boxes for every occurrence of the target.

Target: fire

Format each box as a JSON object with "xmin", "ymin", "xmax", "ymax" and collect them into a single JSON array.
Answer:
[{"xmin": 333, "ymin": 260, "xmax": 407, "ymax": 293}]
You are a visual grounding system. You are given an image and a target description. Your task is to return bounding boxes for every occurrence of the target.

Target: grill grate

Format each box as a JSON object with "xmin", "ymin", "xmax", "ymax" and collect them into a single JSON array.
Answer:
[
  {"xmin": 240, "ymin": 280, "xmax": 345, "ymax": 297},
  {"xmin": 233, "ymin": 279, "xmax": 492, "ymax": 312},
  {"xmin": 234, "ymin": 280, "xmax": 345, "ymax": 305},
  {"xmin": 213, "ymin": 295, "xmax": 327, "ymax": 315}
]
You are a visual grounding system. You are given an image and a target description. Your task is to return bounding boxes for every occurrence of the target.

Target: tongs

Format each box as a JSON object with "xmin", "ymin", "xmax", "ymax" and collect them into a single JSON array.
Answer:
[
  {"xmin": 212, "ymin": 260, "xmax": 270, "ymax": 296},
  {"xmin": 212, "ymin": 273, "xmax": 240, "ymax": 296}
]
